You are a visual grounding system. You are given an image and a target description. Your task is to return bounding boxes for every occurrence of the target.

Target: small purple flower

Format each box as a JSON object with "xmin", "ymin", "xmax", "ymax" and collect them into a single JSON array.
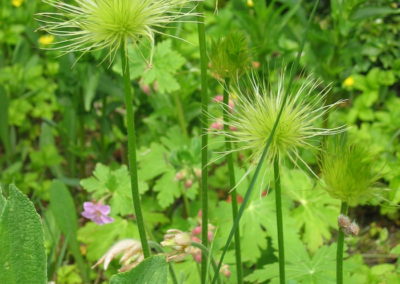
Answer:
[{"xmin": 81, "ymin": 202, "xmax": 114, "ymax": 225}]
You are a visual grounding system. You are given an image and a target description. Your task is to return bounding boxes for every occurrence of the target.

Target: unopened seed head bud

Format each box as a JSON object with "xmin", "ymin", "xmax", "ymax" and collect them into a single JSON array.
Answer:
[
  {"xmin": 175, "ymin": 170, "xmax": 186, "ymax": 181},
  {"xmin": 349, "ymin": 222, "xmax": 360, "ymax": 236},
  {"xmin": 184, "ymin": 179, "xmax": 193, "ymax": 189},
  {"xmin": 338, "ymin": 214, "xmax": 351, "ymax": 229},
  {"xmin": 220, "ymin": 264, "xmax": 231, "ymax": 278}
]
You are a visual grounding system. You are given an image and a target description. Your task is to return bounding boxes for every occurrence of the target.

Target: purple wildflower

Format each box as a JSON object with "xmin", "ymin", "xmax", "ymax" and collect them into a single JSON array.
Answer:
[{"xmin": 81, "ymin": 201, "xmax": 114, "ymax": 225}]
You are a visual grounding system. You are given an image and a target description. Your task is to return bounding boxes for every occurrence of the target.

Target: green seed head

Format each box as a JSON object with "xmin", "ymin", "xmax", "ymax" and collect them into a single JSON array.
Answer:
[
  {"xmin": 209, "ymin": 31, "xmax": 251, "ymax": 80},
  {"xmin": 220, "ymin": 72, "xmax": 344, "ymax": 166},
  {"xmin": 321, "ymin": 136, "xmax": 380, "ymax": 206},
  {"xmin": 37, "ymin": 0, "xmax": 198, "ymax": 62}
]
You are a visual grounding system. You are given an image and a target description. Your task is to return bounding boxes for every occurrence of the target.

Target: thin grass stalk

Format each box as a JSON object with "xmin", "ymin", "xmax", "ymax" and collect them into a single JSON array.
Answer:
[
  {"xmin": 336, "ymin": 201, "xmax": 348, "ymax": 284},
  {"xmin": 223, "ymin": 79, "xmax": 243, "ymax": 284},
  {"xmin": 211, "ymin": 1, "xmax": 320, "ymax": 283},
  {"xmin": 148, "ymin": 241, "xmax": 178, "ymax": 284},
  {"xmin": 120, "ymin": 43, "xmax": 150, "ymax": 258},
  {"xmin": 196, "ymin": 2, "xmax": 209, "ymax": 284},
  {"xmin": 191, "ymin": 242, "xmax": 222, "ymax": 284},
  {"xmin": 273, "ymin": 156, "xmax": 285, "ymax": 284}
]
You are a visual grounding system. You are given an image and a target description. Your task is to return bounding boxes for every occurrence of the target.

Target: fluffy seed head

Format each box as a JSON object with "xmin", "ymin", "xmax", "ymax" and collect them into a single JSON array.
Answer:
[
  {"xmin": 37, "ymin": 0, "xmax": 198, "ymax": 62},
  {"xmin": 218, "ymin": 72, "xmax": 344, "ymax": 167},
  {"xmin": 321, "ymin": 136, "xmax": 380, "ymax": 206},
  {"xmin": 209, "ymin": 31, "xmax": 251, "ymax": 79}
]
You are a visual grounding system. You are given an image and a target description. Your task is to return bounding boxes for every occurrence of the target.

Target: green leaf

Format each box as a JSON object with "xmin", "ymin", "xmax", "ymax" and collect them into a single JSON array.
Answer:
[
  {"xmin": 138, "ymin": 143, "xmax": 168, "ymax": 181},
  {"xmin": 0, "ymin": 86, "xmax": 11, "ymax": 155},
  {"xmin": 78, "ymin": 217, "xmax": 138, "ymax": 262},
  {"xmin": 110, "ymin": 255, "xmax": 168, "ymax": 284},
  {"xmin": 50, "ymin": 180, "xmax": 78, "ymax": 238},
  {"xmin": 113, "ymin": 40, "xmax": 186, "ymax": 93},
  {"xmin": 0, "ymin": 185, "xmax": 46, "ymax": 284},
  {"xmin": 80, "ymin": 163, "xmax": 148, "ymax": 216},
  {"xmin": 153, "ymin": 171, "xmax": 182, "ymax": 208},
  {"xmin": 49, "ymin": 180, "xmax": 88, "ymax": 281},
  {"xmin": 351, "ymin": 7, "xmax": 400, "ymax": 21},
  {"xmin": 282, "ymin": 169, "xmax": 339, "ymax": 251}
]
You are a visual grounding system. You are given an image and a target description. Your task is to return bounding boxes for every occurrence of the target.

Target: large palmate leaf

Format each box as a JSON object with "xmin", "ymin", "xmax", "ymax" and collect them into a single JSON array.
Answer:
[
  {"xmin": 80, "ymin": 163, "xmax": 148, "ymax": 216},
  {"xmin": 282, "ymin": 169, "xmax": 340, "ymax": 251},
  {"xmin": 110, "ymin": 255, "xmax": 168, "ymax": 284},
  {"xmin": 0, "ymin": 185, "xmax": 46, "ymax": 284}
]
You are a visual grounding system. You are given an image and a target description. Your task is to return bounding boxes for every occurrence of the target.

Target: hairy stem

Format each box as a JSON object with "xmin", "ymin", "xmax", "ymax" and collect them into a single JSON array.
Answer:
[
  {"xmin": 223, "ymin": 80, "xmax": 243, "ymax": 284},
  {"xmin": 120, "ymin": 45, "xmax": 150, "ymax": 258},
  {"xmin": 337, "ymin": 201, "xmax": 348, "ymax": 284},
  {"xmin": 274, "ymin": 156, "xmax": 285, "ymax": 284},
  {"xmin": 196, "ymin": 2, "xmax": 209, "ymax": 284}
]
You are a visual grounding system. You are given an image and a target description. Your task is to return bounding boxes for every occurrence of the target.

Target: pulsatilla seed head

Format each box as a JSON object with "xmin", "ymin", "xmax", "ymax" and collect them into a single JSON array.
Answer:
[
  {"xmin": 217, "ymin": 72, "xmax": 345, "ymax": 167},
  {"xmin": 209, "ymin": 31, "xmax": 251, "ymax": 80},
  {"xmin": 37, "ymin": 0, "xmax": 199, "ymax": 63},
  {"xmin": 321, "ymin": 135, "xmax": 380, "ymax": 206}
]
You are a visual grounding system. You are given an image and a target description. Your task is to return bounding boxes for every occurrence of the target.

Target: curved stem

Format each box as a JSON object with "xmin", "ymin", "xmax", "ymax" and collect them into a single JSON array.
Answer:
[
  {"xmin": 336, "ymin": 201, "xmax": 348, "ymax": 284},
  {"xmin": 274, "ymin": 156, "xmax": 285, "ymax": 284},
  {"xmin": 196, "ymin": 2, "xmax": 209, "ymax": 284},
  {"xmin": 120, "ymin": 44, "xmax": 150, "ymax": 258},
  {"xmin": 191, "ymin": 242, "xmax": 222, "ymax": 284},
  {"xmin": 223, "ymin": 79, "xmax": 243, "ymax": 284}
]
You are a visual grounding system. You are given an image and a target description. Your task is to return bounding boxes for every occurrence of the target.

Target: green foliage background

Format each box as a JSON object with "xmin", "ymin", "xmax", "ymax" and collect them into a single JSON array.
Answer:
[{"xmin": 0, "ymin": 0, "xmax": 399, "ymax": 283}]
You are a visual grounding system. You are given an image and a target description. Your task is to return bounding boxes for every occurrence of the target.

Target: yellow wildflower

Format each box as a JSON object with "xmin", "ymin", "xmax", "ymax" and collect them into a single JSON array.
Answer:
[
  {"xmin": 12, "ymin": 0, "xmax": 23, "ymax": 7},
  {"xmin": 247, "ymin": 0, "xmax": 254, "ymax": 8},
  {"xmin": 38, "ymin": 35, "xmax": 55, "ymax": 46},
  {"xmin": 343, "ymin": 76, "xmax": 355, "ymax": 87}
]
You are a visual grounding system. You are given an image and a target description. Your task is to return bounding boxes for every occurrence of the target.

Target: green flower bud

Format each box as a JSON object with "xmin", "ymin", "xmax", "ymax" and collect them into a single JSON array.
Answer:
[
  {"xmin": 209, "ymin": 31, "xmax": 251, "ymax": 80},
  {"xmin": 321, "ymin": 136, "xmax": 380, "ymax": 206}
]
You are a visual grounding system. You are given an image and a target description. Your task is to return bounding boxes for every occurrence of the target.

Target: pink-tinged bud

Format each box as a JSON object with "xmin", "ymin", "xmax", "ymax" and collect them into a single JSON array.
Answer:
[
  {"xmin": 194, "ymin": 168, "xmax": 202, "ymax": 178},
  {"xmin": 220, "ymin": 264, "xmax": 231, "ymax": 278},
  {"xmin": 191, "ymin": 236, "xmax": 201, "ymax": 243},
  {"xmin": 338, "ymin": 214, "xmax": 351, "ymax": 229},
  {"xmin": 184, "ymin": 179, "xmax": 193, "ymax": 189},
  {"xmin": 208, "ymin": 231, "xmax": 214, "ymax": 241},
  {"xmin": 229, "ymin": 126, "xmax": 237, "ymax": 131},
  {"xmin": 213, "ymin": 95, "xmax": 223, "ymax": 103},
  {"xmin": 210, "ymin": 121, "xmax": 223, "ymax": 130},
  {"xmin": 262, "ymin": 190, "xmax": 268, "ymax": 197},
  {"xmin": 252, "ymin": 61, "xmax": 261, "ymax": 69},
  {"xmin": 175, "ymin": 170, "xmax": 186, "ymax": 181},
  {"xmin": 139, "ymin": 81, "xmax": 151, "ymax": 95},
  {"xmin": 228, "ymin": 99, "xmax": 235, "ymax": 111},
  {"xmin": 192, "ymin": 226, "xmax": 202, "ymax": 235},
  {"xmin": 193, "ymin": 252, "xmax": 202, "ymax": 263},
  {"xmin": 198, "ymin": 210, "xmax": 202, "ymax": 217}
]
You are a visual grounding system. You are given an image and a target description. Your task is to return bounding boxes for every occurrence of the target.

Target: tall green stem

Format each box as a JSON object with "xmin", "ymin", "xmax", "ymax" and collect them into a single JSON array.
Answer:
[
  {"xmin": 274, "ymin": 156, "xmax": 285, "ymax": 284},
  {"xmin": 120, "ymin": 45, "xmax": 150, "ymax": 258},
  {"xmin": 223, "ymin": 80, "xmax": 243, "ymax": 284},
  {"xmin": 336, "ymin": 201, "xmax": 348, "ymax": 284},
  {"xmin": 196, "ymin": 2, "xmax": 209, "ymax": 284}
]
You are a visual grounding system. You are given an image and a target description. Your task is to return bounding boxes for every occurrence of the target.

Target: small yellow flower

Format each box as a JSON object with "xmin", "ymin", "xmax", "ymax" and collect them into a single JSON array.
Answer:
[
  {"xmin": 247, "ymin": 0, "xmax": 254, "ymax": 7},
  {"xmin": 12, "ymin": 0, "xmax": 23, "ymax": 7},
  {"xmin": 343, "ymin": 76, "xmax": 355, "ymax": 87},
  {"xmin": 39, "ymin": 35, "xmax": 55, "ymax": 46}
]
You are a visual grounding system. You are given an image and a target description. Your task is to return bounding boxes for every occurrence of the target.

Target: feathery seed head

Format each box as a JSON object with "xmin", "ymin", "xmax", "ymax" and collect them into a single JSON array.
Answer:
[
  {"xmin": 209, "ymin": 31, "xmax": 251, "ymax": 80},
  {"xmin": 37, "ymin": 0, "xmax": 198, "ymax": 63},
  {"xmin": 321, "ymin": 136, "xmax": 380, "ymax": 206},
  {"xmin": 219, "ymin": 72, "xmax": 344, "ymax": 167}
]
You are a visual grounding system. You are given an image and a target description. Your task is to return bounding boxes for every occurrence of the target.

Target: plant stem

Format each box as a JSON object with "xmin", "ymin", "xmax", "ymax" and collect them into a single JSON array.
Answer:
[
  {"xmin": 337, "ymin": 201, "xmax": 348, "ymax": 284},
  {"xmin": 274, "ymin": 156, "xmax": 285, "ymax": 284},
  {"xmin": 148, "ymin": 241, "xmax": 178, "ymax": 284},
  {"xmin": 223, "ymin": 80, "xmax": 243, "ymax": 284},
  {"xmin": 120, "ymin": 44, "xmax": 150, "ymax": 258},
  {"xmin": 191, "ymin": 242, "xmax": 222, "ymax": 284},
  {"xmin": 196, "ymin": 2, "xmax": 209, "ymax": 284}
]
